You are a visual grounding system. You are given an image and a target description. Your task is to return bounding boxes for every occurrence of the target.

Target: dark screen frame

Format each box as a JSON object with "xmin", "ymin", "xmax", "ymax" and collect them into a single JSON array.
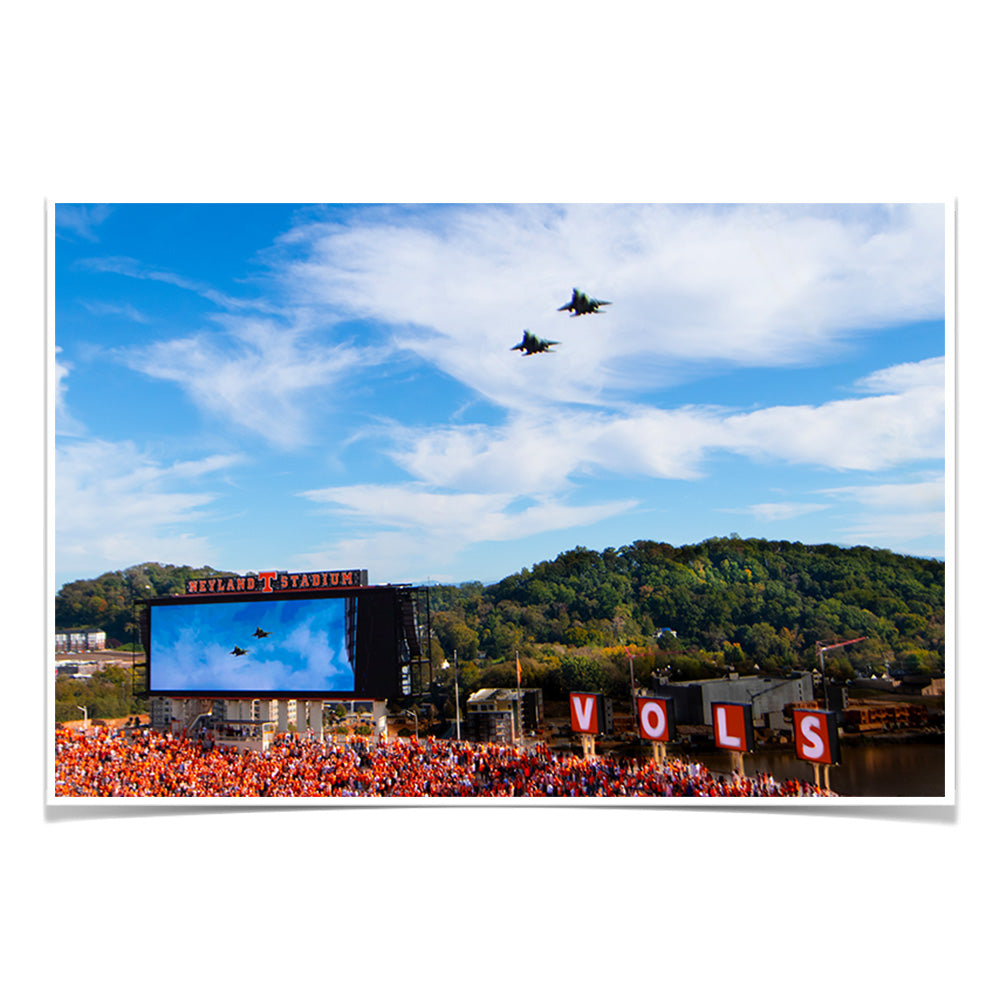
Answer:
[{"xmin": 142, "ymin": 586, "xmax": 401, "ymax": 699}]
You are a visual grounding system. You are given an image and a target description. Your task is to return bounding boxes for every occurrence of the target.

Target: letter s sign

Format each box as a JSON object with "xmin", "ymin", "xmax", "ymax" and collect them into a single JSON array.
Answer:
[{"xmin": 792, "ymin": 709, "xmax": 841, "ymax": 765}]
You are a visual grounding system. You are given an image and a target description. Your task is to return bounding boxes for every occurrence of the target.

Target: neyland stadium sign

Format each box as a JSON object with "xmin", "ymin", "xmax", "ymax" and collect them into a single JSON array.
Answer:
[{"xmin": 184, "ymin": 569, "xmax": 368, "ymax": 596}]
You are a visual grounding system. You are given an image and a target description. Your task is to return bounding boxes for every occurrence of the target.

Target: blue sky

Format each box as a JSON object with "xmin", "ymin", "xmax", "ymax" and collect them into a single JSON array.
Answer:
[{"xmin": 53, "ymin": 203, "xmax": 947, "ymax": 589}]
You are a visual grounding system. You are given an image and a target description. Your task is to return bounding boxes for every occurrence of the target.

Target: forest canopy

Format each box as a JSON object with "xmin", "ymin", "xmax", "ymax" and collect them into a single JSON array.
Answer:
[{"xmin": 427, "ymin": 536, "xmax": 944, "ymax": 678}]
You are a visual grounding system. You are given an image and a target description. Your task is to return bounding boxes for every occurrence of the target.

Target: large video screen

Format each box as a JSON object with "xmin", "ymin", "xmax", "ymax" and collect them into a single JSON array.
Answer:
[{"xmin": 146, "ymin": 588, "xmax": 401, "ymax": 698}]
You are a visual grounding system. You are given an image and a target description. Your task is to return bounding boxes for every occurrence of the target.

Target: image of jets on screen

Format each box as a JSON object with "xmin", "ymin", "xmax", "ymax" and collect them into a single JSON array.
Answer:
[{"xmin": 145, "ymin": 584, "xmax": 402, "ymax": 698}]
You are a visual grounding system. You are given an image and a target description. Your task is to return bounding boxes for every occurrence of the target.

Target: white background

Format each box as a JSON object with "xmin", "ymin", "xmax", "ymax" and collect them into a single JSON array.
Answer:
[{"xmin": 7, "ymin": 3, "xmax": 992, "ymax": 996}]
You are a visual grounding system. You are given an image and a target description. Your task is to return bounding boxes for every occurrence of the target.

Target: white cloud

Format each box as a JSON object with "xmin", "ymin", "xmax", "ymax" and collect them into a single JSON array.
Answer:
[
  {"xmin": 819, "ymin": 476, "xmax": 945, "ymax": 509},
  {"xmin": 295, "ymin": 483, "xmax": 638, "ymax": 582},
  {"xmin": 816, "ymin": 475, "xmax": 945, "ymax": 556},
  {"xmin": 299, "ymin": 483, "xmax": 637, "ymax": 545},
  {"xmin": 720, "ymin": 383, "xmax": 944, "ymax": 471},
  {"xmin": 383, "ymin": 354, "xmax": 944, "ymax": 494},
  {"xmin": 81, "ymin": 300, "xmax": 150, "ymax": 324},
  {"xmin": 853, "ymin": 356, "xmax": 945, "ymax": 394},
  {"xmin": 92, "ymin": 204, "xmax": 946, "ymax": 453},
  {"xmin": 836, "ymin": 510, "xmax": 945, "ymax": 551},
  {"xmin": 53, "ymin": 347, "xmax": 85, "ymax": 437},
  {"xmin": 55, "ymin": 439, "xmax": 244, "ymax": 579},
  {"xmin": 272, "ymin": 203, "xmax": 945, "ymax": 411},
  {"xmin": 724, "ymin": 502, "xmax": 831, "ymax": 522},
  {"xmin": 56, "ymin": 205, "xmax": 113, "ymax": 242},
  {"xmin": 74, "ymin": 255, "xmax": 278, "ymax": 313},
  {"xmin": 122, "ymin": 315, "xmax": 374, "ymax": 448}
]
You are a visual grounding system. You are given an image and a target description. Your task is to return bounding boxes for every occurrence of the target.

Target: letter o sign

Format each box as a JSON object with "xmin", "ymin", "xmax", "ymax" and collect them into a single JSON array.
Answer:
[{"xmin": 637, "ymin": 697, "xmax": 673, "ymax": 741}]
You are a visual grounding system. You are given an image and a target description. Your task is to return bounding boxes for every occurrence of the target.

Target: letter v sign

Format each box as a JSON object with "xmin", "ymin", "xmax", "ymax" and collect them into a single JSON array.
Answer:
[{"xmin": 570, "ymin": 693, "xmax": 598, "ymax": 734}]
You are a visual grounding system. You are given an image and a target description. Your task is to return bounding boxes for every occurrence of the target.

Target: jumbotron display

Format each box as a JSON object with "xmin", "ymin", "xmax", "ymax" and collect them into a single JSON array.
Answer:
[{"xmin": 144, "ymin": 585, "xmax": 411, "ymax": 698}]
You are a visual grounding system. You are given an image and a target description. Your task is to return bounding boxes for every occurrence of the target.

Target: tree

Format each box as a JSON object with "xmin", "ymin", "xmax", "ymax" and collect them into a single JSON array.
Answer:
[{"xmin": 558, "ymin": 654, "xmax": 608, "ymax": 695}]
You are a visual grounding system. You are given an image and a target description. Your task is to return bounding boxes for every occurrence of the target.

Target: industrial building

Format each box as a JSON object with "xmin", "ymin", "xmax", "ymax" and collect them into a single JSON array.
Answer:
[{"xmin": 653, "ymin": 672, "xmax": 814, "ymax": 731}]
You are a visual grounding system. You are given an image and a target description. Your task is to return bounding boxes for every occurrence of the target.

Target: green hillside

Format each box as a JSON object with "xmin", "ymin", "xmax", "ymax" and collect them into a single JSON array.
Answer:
[
  {"xmin": 54, "ymin": 537, "xmax": 944, "ymax": 704},
  {"xmin": 55, "ymin": 563, "xmax": 226, "ymax": 646},
  {"xmin": 428, "ymin": 537, "xmax": 944, "ymax": 698}
]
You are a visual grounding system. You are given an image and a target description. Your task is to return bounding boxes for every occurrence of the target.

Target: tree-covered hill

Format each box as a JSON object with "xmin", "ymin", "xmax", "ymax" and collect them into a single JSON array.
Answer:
[
  {"xmin": 429, "ymin": 537, "xmax": 945, "ymax": 679},
  {"xmin": 55, "ymin": 563, "xmax": 227, "ymax": 646},
  {"xmin": 54, "ymin": 538, "xmax": 945, "ymax": 697}
]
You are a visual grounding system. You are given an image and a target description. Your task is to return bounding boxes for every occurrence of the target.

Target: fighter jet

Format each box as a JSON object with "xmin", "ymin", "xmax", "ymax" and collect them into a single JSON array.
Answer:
[
  {"xmin": 252, "ymin": 627, "xmax": 271, "ymax": 639},
  {"xmin": 558, "ymin": 288, "xmax": 611, "ymax": 316},
  {"xmin": 511, "ymin": 330, "xmax": 559, "ymax": 355},
  {"xmin": 230, "ymin": 645, "xmax": 248, "ymax": 656}
]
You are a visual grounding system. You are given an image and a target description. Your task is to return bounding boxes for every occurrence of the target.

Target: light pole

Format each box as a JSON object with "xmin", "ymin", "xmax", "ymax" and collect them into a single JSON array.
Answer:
[
  {"xmin": 453, "ymin": 648, "xmax": 461, "ymax": 741},
  {"xmin": 627, "ymin": 653, "xmax": 637, "ymax": 733},
  {"xmin": 121, "ymin": 571, "xmax": 150, "ymax": 697},
  {"xmin": 817, "ymin": 637, "xmax": 866, "ymax": 707}
]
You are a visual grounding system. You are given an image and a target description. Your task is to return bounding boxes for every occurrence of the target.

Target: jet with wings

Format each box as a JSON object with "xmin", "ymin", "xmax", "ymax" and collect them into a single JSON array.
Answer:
[
  {"xmin": 230, "ymin": 645, "xmax": 248, "ymax": 656},
  {"xmin": 511, "ymin": 330, "xmax": 559, "ymax": 355},
  {"xmin": 558, "ymin": 288, "xmax": 611, "ymax": 316},
  {"xmin": 252, "ymin": 627, "xmax": 271, "ymax": 639}
]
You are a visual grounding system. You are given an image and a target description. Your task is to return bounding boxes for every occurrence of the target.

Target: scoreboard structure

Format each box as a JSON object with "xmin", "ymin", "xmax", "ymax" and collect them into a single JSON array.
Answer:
[{"xmin": 141, "ymin": 569, "xmax": 429, "ymax": 701}]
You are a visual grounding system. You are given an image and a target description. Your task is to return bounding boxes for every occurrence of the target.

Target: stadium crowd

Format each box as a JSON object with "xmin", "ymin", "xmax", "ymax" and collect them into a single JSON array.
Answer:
[{"xmin": 54, "ymin": 728, "xmax": 835, "ymax": 798}]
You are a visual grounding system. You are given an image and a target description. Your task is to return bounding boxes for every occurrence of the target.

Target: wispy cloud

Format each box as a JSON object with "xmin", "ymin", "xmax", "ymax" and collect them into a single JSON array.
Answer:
[
  {"xmin": 296, "ymin": 485, "xmax": 637, "ymax": 582},
  {"xmin": 836, "ymin": 510, "xmax": 946, "ymax": 553},
  {"xmin": 300, "ymin": 483, "xmax": 636, "ymax": 540},
  {"xmin": 89, "ymin": 205, "xmax": 946, "ymax": 455},
  {"xmin": 719, "ymin": 379, "xmax": 944, "ymax": 471},
  {"xmin": 55, "ymin": 439, "xmax": 245, "ymax": 578},
  {"xmin": 383, "ymin": 358, "xmax": 944, "ymax": 493},
  {"xmin": 81, "ymin": 300, "xmax": 150, "ymax": 323},
  {"xmin": 852, "ymin": 356, "xmax": 945, "ymax": 394},
  {"xmin": 819, "ymin": 476, "xmax": 945, "ymax": 508},
  {"xmin": 53, "ymin": 347, "xmax": 85, "ymax": 437},
  {"xmin": 271, "ymin": 203, "xmax": 945, "ymax": 412},
  {"xmin": 55, "ymin": 204, "xmax": 946, "ymax": 583},
  {"xmin": 74, "ymin": 255, "xmax": 279, "ymax": 313},
  {"xmin": 56, "ymin": 204, "xmax": 113, "ymax": 242},
  {"xmin": 721, "ymin": 502, "xmax": 831, "ymax": 522},
  {"xmin": 121, "ymin": 314, "xmax": 376, "ymax": 448}
]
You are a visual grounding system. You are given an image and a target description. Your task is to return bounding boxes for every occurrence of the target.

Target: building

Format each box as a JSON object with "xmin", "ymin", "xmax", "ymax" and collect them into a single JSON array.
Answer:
[
  {"xmin": 465, "ymin": 688, "xmax": 544, "ymax": 745},
  {"xmin": 654, "ymin": 672, "xmax": 814, "ymax": 731},
  {"xmin": 147, "ymin": 695, "xmax": 389, "ymax": 747},
  {"xmin": 841, "ymin": 701, "xmax": 929, "ymax": 731},
  {"xmin": 55, "ymin": 660, "xmax": 102, "ymax": 679},
  {"xmin": 55, "ymin": 629, "xmax": 107, "ymax": 653}
]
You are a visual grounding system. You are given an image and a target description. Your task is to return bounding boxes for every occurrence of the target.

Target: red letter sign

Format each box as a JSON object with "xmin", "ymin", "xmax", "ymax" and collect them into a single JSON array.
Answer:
[
  {"xmin": 637, "ymin": 697, "xmax": 676, "ymax": 742},
  {"xmin": 793, "ymin": 709, "xmax": 840, "ymax": 765},
  {"xmin": 569, "ymin": 692, "xmax": 600, "ymax": 734},
  {"xmin": 712, "ymin": 702, "xmax": 754, "ymax": 752}
]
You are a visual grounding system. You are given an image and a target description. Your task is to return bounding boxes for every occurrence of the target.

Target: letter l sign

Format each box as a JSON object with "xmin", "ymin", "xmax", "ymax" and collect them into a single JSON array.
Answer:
[{"xmin": 716, "ymin": 705, "xmax": 742, "ymax": 748}]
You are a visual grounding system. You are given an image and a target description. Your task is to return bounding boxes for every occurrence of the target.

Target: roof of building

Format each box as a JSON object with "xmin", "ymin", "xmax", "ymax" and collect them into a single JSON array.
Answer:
[{"xmin": 467, "ymin": 687, "xmax": 540, "ymax": 703}]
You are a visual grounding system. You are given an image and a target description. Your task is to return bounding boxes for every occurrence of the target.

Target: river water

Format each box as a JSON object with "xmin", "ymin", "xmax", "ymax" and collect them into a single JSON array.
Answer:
[{"xmin": 682, "ymin": 741, "xmax": 947, "ymax": 797}]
